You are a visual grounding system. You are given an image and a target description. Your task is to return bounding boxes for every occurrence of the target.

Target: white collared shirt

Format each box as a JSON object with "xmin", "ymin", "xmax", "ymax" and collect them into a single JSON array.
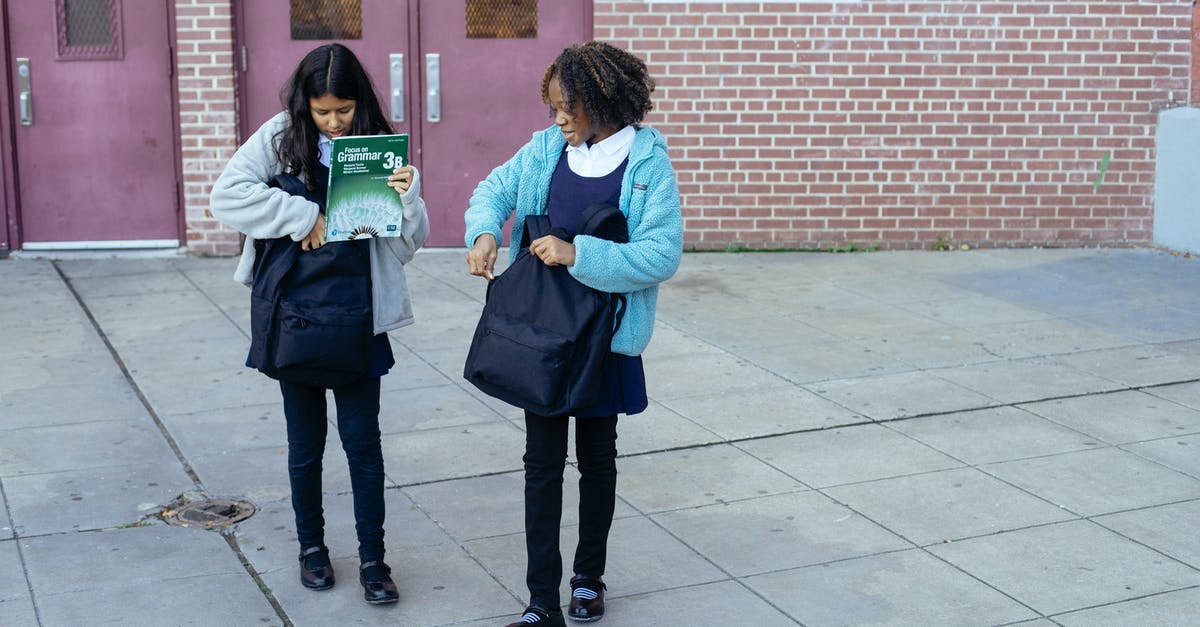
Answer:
[
  {"xmin": 318, "ymin": 134, "xmax": 333, "ymax": 167},
  {"xmin": 565, "ymin": 125, "xmax": 635, "ymax": 177}
]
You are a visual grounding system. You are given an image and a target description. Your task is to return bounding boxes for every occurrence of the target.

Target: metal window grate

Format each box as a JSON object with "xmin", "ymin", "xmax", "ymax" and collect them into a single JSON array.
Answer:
[
  {"xmin": 290, "ymin": 0, "xmax": 363, "ymax": 40},
  {"xmin": 466, "ymin": 0, "xmax": 537, "ymax": 39},
  {"xmin": 56, "ymin": 0, "xmax": 123, "ymax": 60}
]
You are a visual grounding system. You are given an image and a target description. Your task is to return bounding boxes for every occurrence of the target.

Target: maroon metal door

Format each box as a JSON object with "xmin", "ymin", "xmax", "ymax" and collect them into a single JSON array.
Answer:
[
  {"xmin": 416, "ymin": 1, "xmax": 589, "ymax": 246},
  {"xmin": 9, "ymin": 1, "xmax": 179, "ymax": 247},
  {"xmin": 237, "ymin": 1, "xmax": 413, "ymax": 138},
  {"xmin": 237, "ymin": 0, "xmax": 590, "ymax": 247}
]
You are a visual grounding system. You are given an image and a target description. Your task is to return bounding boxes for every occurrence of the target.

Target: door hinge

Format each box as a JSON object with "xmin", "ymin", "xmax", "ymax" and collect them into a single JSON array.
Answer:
[{"xmin": 241, "ymin": 46, "xmax": 248, "ymax": 73}]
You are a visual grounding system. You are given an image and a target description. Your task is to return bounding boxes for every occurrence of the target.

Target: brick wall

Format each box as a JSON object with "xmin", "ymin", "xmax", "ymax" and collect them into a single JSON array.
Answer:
[
  {"xmin": 175, "ymin": 0, "xmax": 241, "ymax": 256},
  {"xmin": 595, "ymin": 0, "xmax": 1192, "ymax": 251}
]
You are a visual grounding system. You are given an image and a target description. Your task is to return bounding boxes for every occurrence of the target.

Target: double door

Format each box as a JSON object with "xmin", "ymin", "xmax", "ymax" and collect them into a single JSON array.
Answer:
[
  {"xmin": 237, "ymin": 1, "xmax": 590, "ymax": 246},
  {"xmin": 6, "ymin": 1, "xmax": 180, "ymax": 249}
]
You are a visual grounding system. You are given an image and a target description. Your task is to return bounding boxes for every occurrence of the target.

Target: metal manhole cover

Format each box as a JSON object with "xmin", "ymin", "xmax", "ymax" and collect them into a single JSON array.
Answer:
[{"xmin": 165, "ymin": 498, "xmax": 256, "ymax": 528}]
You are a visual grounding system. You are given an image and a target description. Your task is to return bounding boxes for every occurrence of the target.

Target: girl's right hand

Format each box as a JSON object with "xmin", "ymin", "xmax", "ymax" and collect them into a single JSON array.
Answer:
[
  {"xmin": 467, "ymin": 233, "xmax": 497, "ymax": 280},
  {"xmin": 302, "ymin": 213, "xmax": 326, "ymax": 251}
]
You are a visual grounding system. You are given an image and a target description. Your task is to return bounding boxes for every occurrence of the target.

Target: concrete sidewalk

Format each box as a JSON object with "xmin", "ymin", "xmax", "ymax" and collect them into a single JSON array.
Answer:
[{"xmin": 2, "ymin": 247, "xmax": 1200, "ymax": 626}]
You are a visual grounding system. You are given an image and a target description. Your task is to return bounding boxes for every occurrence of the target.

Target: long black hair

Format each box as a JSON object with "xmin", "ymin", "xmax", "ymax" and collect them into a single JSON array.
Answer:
[
  {"xmin": 541, "ymin": 41, "xmax": 655, "ymax": 131},
  {"xmin": 275, "ymin": 43, "xmax": 392, "ymax": 189}
]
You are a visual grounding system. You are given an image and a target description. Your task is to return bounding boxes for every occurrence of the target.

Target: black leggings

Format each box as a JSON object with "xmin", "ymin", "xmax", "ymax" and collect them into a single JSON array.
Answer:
[
  {"xmin": 522, "ymin": 411, "xmax": 618, "ymax": 608},
  {"xmin": 280, "ymin": 376, "xmax": 385, "ymax": 562}
]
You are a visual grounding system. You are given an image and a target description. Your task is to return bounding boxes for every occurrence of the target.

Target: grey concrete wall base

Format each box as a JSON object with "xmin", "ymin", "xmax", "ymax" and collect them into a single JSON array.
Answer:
[{"xmin": 1154, "ymin": 106, "xmax": 1200, "ymax": 254}]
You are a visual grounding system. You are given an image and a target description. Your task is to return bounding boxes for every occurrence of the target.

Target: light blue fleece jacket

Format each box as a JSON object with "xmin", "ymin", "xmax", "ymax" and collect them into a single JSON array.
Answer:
[{"xmin": 464, "ymin": 125, "xmax": 683, "ymax": 356}]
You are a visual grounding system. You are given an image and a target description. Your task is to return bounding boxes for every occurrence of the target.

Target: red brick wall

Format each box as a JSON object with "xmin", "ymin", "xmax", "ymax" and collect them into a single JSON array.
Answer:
[
  {"xmin": 176, "ymin": 0, "xmax": 241, "ymax": 256},
  {"xmin": 595, "ymin": 1, "xmax": 1192, "ymax": 251}
]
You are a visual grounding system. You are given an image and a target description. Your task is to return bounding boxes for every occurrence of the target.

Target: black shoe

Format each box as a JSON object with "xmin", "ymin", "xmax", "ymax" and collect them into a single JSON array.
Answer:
[
  {"xmin": 567, "ymin": 575, "xmax": 605, "ymax": 622},
  {"xmin": 359, "ymin": 560, "xmax": 399, "ymax": 605},
  {"xmin": 504, "ymin": 605, "xmax": 566, "ymax": 627},
  {"xmin": 298, "ymin": 545, "xmax": 334, "ymax": 590}
]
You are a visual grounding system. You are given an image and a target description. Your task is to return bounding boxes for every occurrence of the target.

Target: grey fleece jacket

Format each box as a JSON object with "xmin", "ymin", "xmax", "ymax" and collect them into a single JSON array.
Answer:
[{"xmin": 210, "ymin": 111, "xmax": 430, "ymax": 334}]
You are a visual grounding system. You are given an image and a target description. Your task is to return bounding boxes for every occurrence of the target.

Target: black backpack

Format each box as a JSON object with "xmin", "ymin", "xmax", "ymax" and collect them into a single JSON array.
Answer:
[
  {"xmin": 248, "ymin": 173, "xmax": 374, "ymax": 389},
  {"xmin": 463, "ymin": 203, "xmax": 628, "ymax": 416}
]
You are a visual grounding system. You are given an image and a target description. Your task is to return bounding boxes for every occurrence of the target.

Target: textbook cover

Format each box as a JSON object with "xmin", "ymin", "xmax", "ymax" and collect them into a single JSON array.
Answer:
[{"xmin": 324, "ymin": 134, "xmax": 409, "ymax": 242}]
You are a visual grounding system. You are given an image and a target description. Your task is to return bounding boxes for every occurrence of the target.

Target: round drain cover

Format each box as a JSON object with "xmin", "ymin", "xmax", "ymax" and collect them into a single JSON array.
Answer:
[{"xmin": 167, "ymin": 499, "xmax": 256, "ymax": 528}]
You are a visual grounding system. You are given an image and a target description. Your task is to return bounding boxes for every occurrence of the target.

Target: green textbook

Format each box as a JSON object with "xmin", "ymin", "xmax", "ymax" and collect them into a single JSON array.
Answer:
[{"xmin": 324, "ymin": 134, "xmax": 409, "ymax": 242}]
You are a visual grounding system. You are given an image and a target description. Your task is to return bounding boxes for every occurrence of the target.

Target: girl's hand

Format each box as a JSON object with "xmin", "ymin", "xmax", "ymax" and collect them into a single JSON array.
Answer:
[
  {"xmin": 387, "ymin": 165, "xmax": 414, "ymax": 195},
  {"xmin": 467, "ymin": 233, "xmax": 498, "ymax": 280},
  {"xmin": 530, "ymin": 235, "xmax": 575, "ymax": 267},
  {"xmin": 302, "ymin": 213, "xmax": 326, "ymax": 251}
]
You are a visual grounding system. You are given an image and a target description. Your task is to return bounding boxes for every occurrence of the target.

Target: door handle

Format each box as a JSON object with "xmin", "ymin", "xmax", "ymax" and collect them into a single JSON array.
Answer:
[
  {"xmin": 389, "ymin": 54, "xmax": 404, "ymax": 123},
  {"xmin": 17, "ymin": 58, "xmax": 31, "ymax": 126},
  {"xmin": 425, "ymin": 53, "xmax": 440, "ymax": 123}
]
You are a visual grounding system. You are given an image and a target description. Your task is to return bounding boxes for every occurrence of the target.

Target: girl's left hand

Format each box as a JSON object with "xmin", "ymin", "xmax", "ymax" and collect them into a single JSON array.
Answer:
[
  {"xmin": 387, "ymin": 165, "xmax": 414, "ymax": 194},
  {"xmin": 530, "ymin": 235, "xmax": 575, "ymax": 267}
]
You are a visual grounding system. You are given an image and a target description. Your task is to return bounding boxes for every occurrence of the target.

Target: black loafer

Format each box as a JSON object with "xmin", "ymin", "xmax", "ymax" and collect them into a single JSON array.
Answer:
[
  {"xmin": 298, "ymin": 545, "xmax": 334, "ymax": 590},
  {"xmin": 567, "ymin": 575, "xmax": 605, "ymax": 622},
  {"xmin": 359, "ymin": 560, "xmax": 399, "ymax": 605},
  {"xmin": 505, "ymin": 605, "xmax": 566, "ymax": 627}
]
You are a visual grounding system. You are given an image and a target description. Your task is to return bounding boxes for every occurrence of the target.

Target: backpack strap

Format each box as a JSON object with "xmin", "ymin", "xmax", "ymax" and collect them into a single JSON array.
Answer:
[
  {"xmin": 520, "ymin": 214, "xmax": 554, "ymax": 248},
  {"xmin": 575, "ymin": 202, "xmax": 629, "ymax": 243}
]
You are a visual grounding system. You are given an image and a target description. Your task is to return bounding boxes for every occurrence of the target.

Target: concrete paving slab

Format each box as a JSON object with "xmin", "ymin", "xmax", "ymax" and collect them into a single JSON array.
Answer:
[
  {"xmin": 0, "ymin": 351, "xmax": 126, "ymax": 396},
  {"xmin": 652, "ymin": 491, "xmax": 911, "ymax": 576},
  {"xmin": 64, "ymin": 268, "xmax": 196, "ymax": 299},
  {"xmin": 745, "ymin": 548, "xmax": 1038, "ymax": 626},
  {"xmin": 378, "ymin": 383, "xmax": 506, "ymax": 434},
  {"xmin": 825, "ymin": 467, "xmax": 1075, "ymax": 546},
  {"xmin": 189, "ymin": 443, "xmax": 365, "ymax": 506},
  {"xmin": 0, "ymin": 493, "xmax": 11, "ymax": 539},
  {"xmin": 0, "ymin": 420, "xmax": 177, "ymax": 478},
  {"xmin": 963, "ymin": 318, "xmax": 1135, "ymax": 361},
  {"xmin": 984, "ymin": 447, "xmax": 1200, "ymax": 517},
  {"xmin": 613, "ymin": 580, "xmax": 798, "ymax": 626},
  {"xmin": 732, "ymin": 338, "xmax": 916, "ymax": 384},
  {"xmin": 4, "ymin": 462, "xmax": 193, "ymax": 536},
  {"xmin": 1122, "ymin": 434, "xmax": 1200, "ymax": 479},
  {"xmin": 159, "ymin": 402, "xmax": 287, "ymax": 457},
  {"xmin": 463, "ymin": 516, "xmax": 726, "ymax": 604},
  {"xmin": 1050, "ymin": 344, "xmax": 1200, "ymax": 388},
  {"xmin": 233, "ymin": 490, "xmax": 454, "ymax": 574},
  {"xmin": 658, "ymin": 385, "xmax": 866, "ymax": 440},
  {"xmin": 0, "ymin": 595, "xmax": 38, "ymax": 626},
  {"xmin": 896, "ymin": 293, "xmax": 1054, "ymax": 327},
  {"xmin": 932, "ymin": 357, "xmax": 1124, "ymax": 403},
  {"xmin": 737, "ymin": 424, "xmax": 963, "ymax": 489},
  {"xmin": 927, "ymin": 520, "xmax": 1200, "ymax": 616},
  {"xmin": 55, "ymin": 258, "xmax": 189, "ymax": 281},
  {"xmin": 1054, "ymin": 587, "xmax": 1200, "ymax": 626},
  {"xmin": 381, "ymin": 421, "xmax": 527, "ymax": 485},
  {"xmin": 20, "ymin": 525, "xmax": 246, "ymax": 593},
  {"xmin": 660, "ymin": 311, "xmax": 845, "ymax": 358},
  {"xmin": 99, "ymin": 311, "xmax": 249, "ymax": 348},
  {"xmin": 794, "ymin": 300, "xmax": 953, "ymax": 336},
  {"xmin": 136, "ymin": 365, "xmax": 281, "ymax": 416},
  {"xmin": 0, "ymin": 539, "xmax": 27, "ymax": 601},
  {"xmin": 611, "ymin": 401, "xmax": 723, "ymax": 454},
  {"xmin": 644, "ymin": 351, "xmax": 792, "ymax": 401},
  {"xmin": 807, "ymin": 370, "xmax": 998, "ymax": 420},
  {"xmin": 890, "ymin": 406, "xmax": 1102, "ymax": 465},
  {"xmin": 117, "ymin": 334, "xmax": 252, "ymax": 377},
  {"xmin": 5, "ymin": 318, "xmax": 106, "ymax": 360},
  {"xmin": 262, "ymin": 547, "xmax": 519, "ymax": 627},
  {"xmin": 1019, "ymin": 390, "xmax": 1200, "ymax": 445},
  {"xmin": 616, "ymin": 444, "xmax": 806, "ymax": 512},
  {"xmin": 0, "ymin": 377, "xmax": 147, "ymax": 431},
  {"xmin": 1077, "ymin": 305, "xmax": 1199, "ymax": 343},
  {"xmin": 380, "ymin": 346, "xmax": 459, "ymax": 391},
  {"xmin": 1093, "ymin": 500, "xmax": 1200, "ymax": 570},
  {"xmin": 849, "ymin": 325, "xmax": 1008, "ymax": 369},
  {"xmin": 1147, "ymin": 380, "xmax": 1200, "ymax": 412},
  {"xmin": 36, "ymin": 572, "xmax": 281, "ymax": 627}
]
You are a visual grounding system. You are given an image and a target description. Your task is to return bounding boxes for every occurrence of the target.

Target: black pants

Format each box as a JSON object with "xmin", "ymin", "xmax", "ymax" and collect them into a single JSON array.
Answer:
[
  {"xmin": 523, "ymin": 411, "xmax": 618, "ymax": 609},
  {"xmin": 280, "ymin": 376, "xmax": 386, "ymax": 562}
]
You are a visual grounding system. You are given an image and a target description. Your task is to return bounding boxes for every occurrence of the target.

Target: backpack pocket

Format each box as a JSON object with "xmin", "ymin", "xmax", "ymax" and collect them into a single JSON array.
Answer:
[
  {"xmin": 273, "ymin": 299, "xmax": 373, "ymax": 376},
  {"xmin": 470, "ymin": 312, "xmax": 574, "ymax": 411}
]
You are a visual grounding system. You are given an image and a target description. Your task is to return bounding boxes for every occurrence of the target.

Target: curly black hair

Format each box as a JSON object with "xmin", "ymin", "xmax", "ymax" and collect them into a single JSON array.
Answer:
[
  {"xmin": 541, "ymin": 41, "xmax": 655, "ymax": 131},
  {"xmin": 275, "ymin": 44, "xmax": 392, "ymax": 190}
]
